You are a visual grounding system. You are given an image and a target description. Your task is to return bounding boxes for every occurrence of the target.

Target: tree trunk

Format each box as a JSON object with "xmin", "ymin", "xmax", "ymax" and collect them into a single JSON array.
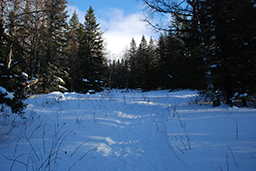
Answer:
[
  {"xmin": 1, "ymin": 0, "xmax": 5, "ymax": 23},
  {"xmin": 5, "ymin": 0, "xmax": 19, "ymax": 69},
  {"xmin": 6, "ymin": 43, "xmax": 13, "ymax": 69},
  {"xmin": 194, "ymin": 0, "xmax": 220, "ymax": 106}
]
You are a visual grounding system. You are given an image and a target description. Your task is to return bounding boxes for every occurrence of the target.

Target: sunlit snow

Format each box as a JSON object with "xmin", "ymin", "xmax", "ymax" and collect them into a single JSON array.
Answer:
[{"xmin": 0, "ymin": 89, "xmax": 256, "ymax": 171}]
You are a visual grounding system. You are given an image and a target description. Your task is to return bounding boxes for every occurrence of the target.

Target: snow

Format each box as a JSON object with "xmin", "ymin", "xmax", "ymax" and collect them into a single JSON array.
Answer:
[
  {"xmin": 240, "ymin": 93, "xmax": 247, "ymax": 98},
  {"xmin": 21, "ymin": 72, "xmax": 28, "ymax": 77},
  {"xmin": 210, "ymin": 64, "xmax": 218, "ymax": 68},
  {"xmin": 0, "ymin": 86, "xmax": 14, "ymax": 99},
  {"xmin": 56, "ymin": 77, "xmax": 65, "ymax": 83},
  {"xmin": 0, "ymin": 86, "xmax": 7, "ymax": 94},
  {"xmin": 58, "ymin": 85, "xmax": 68, "ymax": 91},
  {"xmin": 0, "ymin": 89, "xmax": 256, "ymax": 171},
  {"xmin": 12, "ymin": 61, "xmax": 19, "ymax": 66},
  {"xmin": 83, "ymin": 78, "xmax": 89, "ymax": 82},
  {"xmin": 26, "ymin": 78, "xmax": 38, "ymax": 84},
  {"xmin": 88, "ymin": 89, "xmax": 95, "ymax": 93},
  {"xmin": 46, "ymin": 91, "xmax": 65, "ymax": 100}
]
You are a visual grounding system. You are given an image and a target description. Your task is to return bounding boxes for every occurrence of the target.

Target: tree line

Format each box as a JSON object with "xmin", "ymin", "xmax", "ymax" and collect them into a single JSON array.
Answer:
[
  {"xmin": 108, "ymin": 33, "xmax": 206, "ymax": 91},
  {"xmin": 1, "ymin": 0, "xmax": 256, "ymax": 115},
  {"xmin": 109, "ymin": 0, "xmax": 256, "ymax": 106}
]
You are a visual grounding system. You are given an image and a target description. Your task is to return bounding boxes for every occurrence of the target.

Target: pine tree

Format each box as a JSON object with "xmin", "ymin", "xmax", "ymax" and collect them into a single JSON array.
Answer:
[
  {"xmin": 136, "ymin": 35, "xmax": 148, "ymax": 89},
  {"xmin": 127, "ymin": 38, "xmax": 139, "ymax": 89},
  {"xmin": 142, "ymin": 0, "xmax": 220, "ymax": 106},
  {"xmin": 157, "ymin": 33, "xmax": 179, "ymax": 89},
  {"xmin": 37, "ymin": 0, "xmax": 68, "ymax": 93},
  {"xmin": 211, "ymin": 0, "xmax": 256, "ymax": 105},
  {"xmin": 156, "ymin": 33, "xmax": 169, "ymax": 89},
  {"xmin": 146, "ymin": 37, "xmax": 158, "ymax": 90},
  {"xmin": 66, "ymin": 11, "xmax": 80, "ymax": 92},
  {"xmin": 76, "ymin": 6, "xmax": 106, "ymax": 93},
  {"xmin": 175, "ymin": 1, "xmax": 210, "ymax": 90},
  {"xmin": 18, "ymin": 0, "xmax": 46, "ymax": 79},
  {"xmin": 108, "ymin": 58, "xmax": 129, "ymax": 89},
  {"xmin": 0, "ymin": 3, "xmax": 26, "ymax": 116}
]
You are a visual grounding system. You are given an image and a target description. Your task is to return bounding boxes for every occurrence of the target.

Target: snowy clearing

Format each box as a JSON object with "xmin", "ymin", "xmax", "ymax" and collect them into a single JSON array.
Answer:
[{"xmin": 0, "ymin": 90, "xmax": 256, "ymax": 171}]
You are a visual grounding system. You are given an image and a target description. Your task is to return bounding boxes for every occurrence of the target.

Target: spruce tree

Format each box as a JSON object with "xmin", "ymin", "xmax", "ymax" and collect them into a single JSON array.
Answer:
[
  {"xmin": 137, "ymin": 35, "xmax": 148, "ymax": 89},
  {"xmin": 38, "ymin": 0, "xmax": 68, "ymax": 93},
  {"xmin": 146, "ymin": 37, "xmax": 158, "ymax": 90},
  {"xmin": 127, "ymin": 38, "xmax": 138, "ymax": 89},
  {"xmin": 66, "ymin": 11, "xmax": 80, "ymax": 92},
  {"xmin": 18, "ymin": 0, "xmax": 46, "ymax": 79},
  {"xmin": 77, "ymin": 6, "xmax": 106, "ymax": 93},
  {"xmin": 211, "ymin": 0, "xmax": 256, "ymax": 105},
  {"xmin": 157, "ymin": 33, "xmax": 169, "ymax": 89},
  {"xmin": 173, "ymin": 1, "xmax": 209, "ymax": 90},
  {"xmin": 0, "ymin": 7, "xmax": 26, "ymax": 116},
  {"xmin": 108, "ymin": 58, "xmax": 129, "ymax": 89},
  {"xmin": 142, "ymin": 0, "xmax": 220, "ymax": 106},
  {"xmin": 157, "ymin": 33, "xmax": 179, "ymax": 89}
]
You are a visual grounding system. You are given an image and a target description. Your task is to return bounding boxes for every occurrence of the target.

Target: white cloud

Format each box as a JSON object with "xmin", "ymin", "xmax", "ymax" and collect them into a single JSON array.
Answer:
[
  {"xmin": 67, "ymin": 6, "xmax": 154, "ymax": 60},
  {"xmin": 66, "ymin": 5, "xmax": 86, "ymax": 24}
]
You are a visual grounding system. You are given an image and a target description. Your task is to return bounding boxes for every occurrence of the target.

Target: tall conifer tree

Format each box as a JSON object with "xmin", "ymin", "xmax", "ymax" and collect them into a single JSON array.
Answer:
[
  {"xmin": 137, "ymin": 35, "xmax": 148, "ymax": 89},
  {"xmin": 127, "ymin": 38, "xmax": 137, "ymax": 89},
  {"xmin": 66, "ymin": 11, "xmax": 80, "ymax": 92},
  {"xmin": 77, "ymin": 6, "xmax": 106, "ymax": 93},
  {"xmin": 38, "ymin": 0, "xmax": 68, "ymax": 93},
  {"xmin": 211, "ymin": 0, "xmax": 256, "ymax": 105}
]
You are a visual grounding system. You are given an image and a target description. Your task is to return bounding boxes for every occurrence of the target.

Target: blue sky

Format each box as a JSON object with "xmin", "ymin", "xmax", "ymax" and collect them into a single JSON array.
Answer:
[
  {"xmin": 67, "ymin": 0, "xmax": 155, "ymax": 60},
  {"xmin": 68, "ymin": 0, "xmax": 141, "ymax": 16}
]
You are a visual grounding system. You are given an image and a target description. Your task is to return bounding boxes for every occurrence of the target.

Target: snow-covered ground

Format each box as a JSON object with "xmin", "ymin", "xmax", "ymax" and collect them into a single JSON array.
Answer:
[{"xmin": 0, "ymin": 90, "xmax": 256, "ymax": 171}]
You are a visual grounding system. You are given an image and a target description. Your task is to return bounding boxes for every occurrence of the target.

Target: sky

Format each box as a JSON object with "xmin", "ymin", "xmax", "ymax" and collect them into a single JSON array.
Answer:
[{"xmin": 66, "ymin": 0, "xmax": 155, "ymax": 60}]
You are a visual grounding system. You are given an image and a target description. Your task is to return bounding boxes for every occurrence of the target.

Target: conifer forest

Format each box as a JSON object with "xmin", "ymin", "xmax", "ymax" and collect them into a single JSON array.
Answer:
[
  {"xmin": 1, "ymin": 1, "xmax": 256, "ymax": 171},
  {"xmin": 1, "ymin": 0, "xmax": 256, "ymax": 113}
]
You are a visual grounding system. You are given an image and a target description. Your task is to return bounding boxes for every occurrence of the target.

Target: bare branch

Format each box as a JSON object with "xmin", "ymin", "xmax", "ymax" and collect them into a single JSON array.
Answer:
[{"xmin": 141, "ymin": 0, "xmax": 193, "ymax": 31}]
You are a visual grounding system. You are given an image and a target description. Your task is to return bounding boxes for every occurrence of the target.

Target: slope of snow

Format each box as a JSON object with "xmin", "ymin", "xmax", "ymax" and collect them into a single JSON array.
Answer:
[{"xmin": 0, "ymin": 89, "xmax": 255, "ymax": 171}]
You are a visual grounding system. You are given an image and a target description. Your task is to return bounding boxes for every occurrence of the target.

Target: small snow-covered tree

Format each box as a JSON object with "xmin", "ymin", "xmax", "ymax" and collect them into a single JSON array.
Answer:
[
  {"xmin": 0, "ymin": 86, "xmax": 26, "ymax": 117},
  {"xmin": 0, "ymin": 11, "xmax": 27, "ymax": 116}
]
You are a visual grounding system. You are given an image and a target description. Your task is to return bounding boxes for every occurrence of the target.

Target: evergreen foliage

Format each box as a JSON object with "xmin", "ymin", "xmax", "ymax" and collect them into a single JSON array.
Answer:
[
  {"xmin": 107, "ymin": 58, "xmax": 129, "ymax": 89},
  {"xmin": 0, "ymin": 87, "xmax": 27, "ymax": 116},
  {"xmin": 140, "ymin": 0, "xmax": 256, "ymax": 106},
  {"xmin": 1, "ymin": 0, "xmax": 256, "ymax": 109},
  {"xmin": 66, "ymin": 11, "xmax": 80, "ymax": 92},
  {"xmin": 75, "ymin": 6, "xmax": 106, "ymax": 93},
  {"xmin": 210, "ymin": 0, "xmax": 256, "ymax": 104},
  {"xmin": 0, "ymin": 17, "xmax": 26, "ymax": 116},
  {"xmin": 37, "ymin": 0, "xmax": 68, "ymax": 93}
]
